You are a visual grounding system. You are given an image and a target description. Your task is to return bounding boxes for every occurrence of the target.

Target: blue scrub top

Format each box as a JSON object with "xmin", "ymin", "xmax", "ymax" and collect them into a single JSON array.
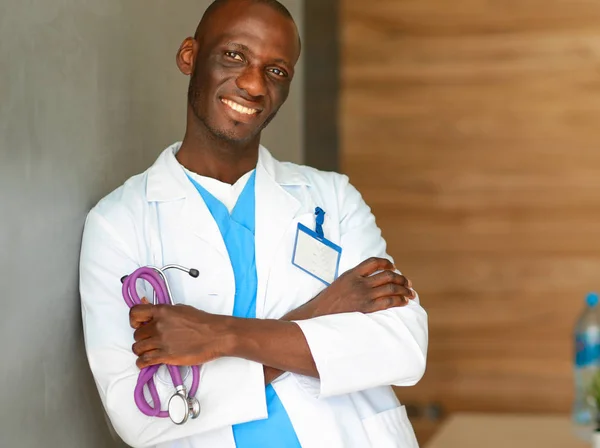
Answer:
[{"xmin": 187, "ymin": 171, "xmax": 302, "ymax": 448}]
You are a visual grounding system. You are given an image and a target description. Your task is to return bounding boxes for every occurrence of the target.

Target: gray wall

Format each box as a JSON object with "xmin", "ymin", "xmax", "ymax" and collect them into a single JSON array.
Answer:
[{"xmin": 0, "ymin": 1, "xmax": 303, "ymax": 446}]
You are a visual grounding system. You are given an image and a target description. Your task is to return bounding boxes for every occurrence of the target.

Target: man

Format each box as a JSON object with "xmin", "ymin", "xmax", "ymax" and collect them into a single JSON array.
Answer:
[{"xmin": 79, "ymin": 0, "xmax": 428, "ymax": 447}]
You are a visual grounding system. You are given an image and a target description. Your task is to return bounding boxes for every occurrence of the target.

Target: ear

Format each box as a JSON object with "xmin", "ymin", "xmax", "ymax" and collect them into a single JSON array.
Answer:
[{"xmin": 176, "ymin": 37, "xmax": 197, "ymax": 76}]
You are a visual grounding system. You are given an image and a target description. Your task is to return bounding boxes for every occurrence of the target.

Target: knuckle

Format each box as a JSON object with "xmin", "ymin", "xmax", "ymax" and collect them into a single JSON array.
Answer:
[
  {"xmin": 379, "ymin": 298, "xmax": 394, "ymax": 311},
  {"xmin": 360, "ymin": 295, "xmax": 373, "ymax": 306},
  {"xmin": 358, "ymin": 303, "xmax": 371, "ymax": 313},
  {"xmin": 143, "ymin": 351, "xmax": 157, "ymax": 363},
  {"xmin": 384, "ymin": 270, "xmax": 396, "ymax": 282},
  {"xmin": 364, "ymin": 299, "xmax": 379, "ymax": 311},
  {"xmin": 383, "ymin": 297, "xmax": 399, "ymax": 310},
  {"xmin": 366, "ymin": 257, "xmax": 380, "ymax": 267},
  {"xmin": 368, "ymin": 303, "xmax": 381, "ymax": 313}
]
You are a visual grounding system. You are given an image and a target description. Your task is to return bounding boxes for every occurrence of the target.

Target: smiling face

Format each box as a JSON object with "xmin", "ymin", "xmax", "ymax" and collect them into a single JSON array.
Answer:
[{"xmin": 180, "ymin": 1, "xmax": 301, "ymax": 144}]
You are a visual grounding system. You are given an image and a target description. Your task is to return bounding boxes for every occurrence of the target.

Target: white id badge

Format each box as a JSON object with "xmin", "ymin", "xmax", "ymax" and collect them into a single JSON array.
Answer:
[{"xmin": 292, "ymin": 223, "xmax": 342, "ymax": 285}]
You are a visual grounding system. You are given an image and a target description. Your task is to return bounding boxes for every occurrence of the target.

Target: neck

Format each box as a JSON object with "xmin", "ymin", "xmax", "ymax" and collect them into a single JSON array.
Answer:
[{"xmin": 176, "ymin": 108, "xmax": 260, "ymax": 185}]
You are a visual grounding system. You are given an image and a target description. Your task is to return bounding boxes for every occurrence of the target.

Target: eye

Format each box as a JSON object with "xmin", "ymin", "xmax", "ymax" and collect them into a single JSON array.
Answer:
[
  {"xmin": 268, "ymin": 67, "xmax": 288, "ymax": 78},
  {"xmin": 225, "ymin": 51, "xmax": 244, "ymax": 62}
]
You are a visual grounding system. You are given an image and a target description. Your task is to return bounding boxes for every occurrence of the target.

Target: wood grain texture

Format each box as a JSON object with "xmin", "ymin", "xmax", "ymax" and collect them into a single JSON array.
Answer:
[
  {"xmin": 426, "ymin": 414, "xmax": 588, "ymax": 448},
  {"xmin": 341, "ymin": 0, "xmax": 600, "ymax": 415}
]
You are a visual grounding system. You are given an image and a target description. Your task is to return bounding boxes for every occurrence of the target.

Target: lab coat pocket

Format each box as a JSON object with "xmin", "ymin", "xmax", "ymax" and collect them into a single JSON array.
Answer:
[{"xmin": 362, "ymin": 405, "xmax": 419, "ymax": 448}]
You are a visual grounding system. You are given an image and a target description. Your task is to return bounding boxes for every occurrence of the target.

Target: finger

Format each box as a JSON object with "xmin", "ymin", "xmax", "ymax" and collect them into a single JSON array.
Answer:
[
  {"xmin": 355, "ymin": 257, "xmax": 395, "ymax": 277},
  {"xmin": 368, "ymin": 270, "xmax": 409, "ymax": 288},
  {"xmin": 129, "ymin": 304, "xmax": 155, "ymax": 329},
  {"xmin": 371, "ymin": 283, "xmax": 413, "ymax": 300},
  {"xmin": 133, "ymin": 320, "xmax": 158, "ymax": 342},
  {"xmin": 132, "ymin": 337, "xmax": 160, "ymax": 357},
  {"xmin": 408, "ymin": 287, "xmax": 416, "ymax": 299},
  {"xmin": 136, "ymin": 349, "xmax": 163, "ymax": 369},
  {"xmin": 368, "ymin": 296, "xmax": 408, "ymax": 313},
  {"xmin": 141, "ymin": 297, "xmax": 150, "ymax": 305}
]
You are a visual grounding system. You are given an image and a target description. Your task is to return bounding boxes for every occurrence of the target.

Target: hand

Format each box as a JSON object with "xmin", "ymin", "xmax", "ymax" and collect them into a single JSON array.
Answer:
[
  {"xmin": 129, "ymin": 304, "xmax": 232, "ymax": 369},
  {"xmin": 297, "ymin": 257, "xmax": 416, "ymax": 319}
]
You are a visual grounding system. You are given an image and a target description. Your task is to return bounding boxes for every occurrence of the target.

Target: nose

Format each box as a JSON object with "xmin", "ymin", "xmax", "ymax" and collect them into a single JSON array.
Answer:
[{"xmin": 235, "ymin": 66, "xmax": 267, "ymax": 98}]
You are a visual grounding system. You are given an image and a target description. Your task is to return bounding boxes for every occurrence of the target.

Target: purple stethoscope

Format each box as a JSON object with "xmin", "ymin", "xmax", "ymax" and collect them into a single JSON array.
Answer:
[{"xmin": 121, "ymin": 264, "xmax": 201, "ymax": 425}]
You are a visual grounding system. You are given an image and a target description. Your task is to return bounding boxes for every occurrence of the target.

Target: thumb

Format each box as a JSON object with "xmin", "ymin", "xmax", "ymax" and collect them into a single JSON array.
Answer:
[{"xmin": 129, "ymin": 304, "xmax": 154, "ymax": 329}]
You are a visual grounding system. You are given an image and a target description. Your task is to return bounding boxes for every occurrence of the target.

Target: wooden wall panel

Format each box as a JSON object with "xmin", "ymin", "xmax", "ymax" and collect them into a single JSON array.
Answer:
[{"xmin": 341, "ymin": 0, "xmax": 600, "ymax": 415}]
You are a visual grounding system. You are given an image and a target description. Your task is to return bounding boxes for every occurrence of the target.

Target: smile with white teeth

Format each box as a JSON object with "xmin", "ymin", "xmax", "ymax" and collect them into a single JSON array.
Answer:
[{"xmin": 221, "ymin": 98, "xmax": 259, "ymax": 115}]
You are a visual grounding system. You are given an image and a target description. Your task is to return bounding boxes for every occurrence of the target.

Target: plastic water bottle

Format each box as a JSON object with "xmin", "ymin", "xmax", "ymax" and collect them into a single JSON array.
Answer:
[{"xmin": 573, "ymin": 292, "xmax": 600, "ymax": 440}]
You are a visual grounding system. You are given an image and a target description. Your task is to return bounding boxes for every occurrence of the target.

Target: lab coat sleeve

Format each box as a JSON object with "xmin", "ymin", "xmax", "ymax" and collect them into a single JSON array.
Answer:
[
  {"xmin": 292, "ymin": 174, "xmax": 428, "ymax": 398},
  {"xmin": 80, "ymin": 208, "xmax": 267, "ymax": 448}
]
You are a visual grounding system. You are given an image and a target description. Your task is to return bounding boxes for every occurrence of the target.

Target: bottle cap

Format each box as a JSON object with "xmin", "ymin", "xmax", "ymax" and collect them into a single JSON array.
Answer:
[{"xmin": 587, "ymin": 292, "xmax": 599, "ymax": 307}]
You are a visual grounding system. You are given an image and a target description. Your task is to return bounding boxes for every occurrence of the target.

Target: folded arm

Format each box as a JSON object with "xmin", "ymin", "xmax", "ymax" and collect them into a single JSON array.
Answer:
[{"xmin": 132, "ymin": 256, "xmax": 423, "ymax": 394}]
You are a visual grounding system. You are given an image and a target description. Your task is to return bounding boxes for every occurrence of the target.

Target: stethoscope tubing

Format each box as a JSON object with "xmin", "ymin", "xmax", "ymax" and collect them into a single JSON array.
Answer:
[{"xmin": 121, "ymin": 266, "xmax": 200, "ymax": 418}]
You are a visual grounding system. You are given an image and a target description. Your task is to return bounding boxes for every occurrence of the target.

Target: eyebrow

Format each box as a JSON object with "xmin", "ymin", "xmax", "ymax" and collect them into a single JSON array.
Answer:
[
  {"xmin": 225, "ymin": 41, "xmax": 292, "ymax": 69},
  {"xmin": 227, "ymin": 42, "xmax": 252, "ymax": 54}
]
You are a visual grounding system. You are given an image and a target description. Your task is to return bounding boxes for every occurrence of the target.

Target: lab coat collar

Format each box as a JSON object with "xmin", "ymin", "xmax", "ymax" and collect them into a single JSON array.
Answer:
[{"xmin": 145, "ymin": 142, "xmax": 310, "ymax": 202}]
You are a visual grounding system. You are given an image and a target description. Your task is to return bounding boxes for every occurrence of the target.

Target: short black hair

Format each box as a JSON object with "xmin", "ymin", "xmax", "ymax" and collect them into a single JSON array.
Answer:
[{"xmin": 196, "ymin": 0, "xmax": 294, "ymax": 39}]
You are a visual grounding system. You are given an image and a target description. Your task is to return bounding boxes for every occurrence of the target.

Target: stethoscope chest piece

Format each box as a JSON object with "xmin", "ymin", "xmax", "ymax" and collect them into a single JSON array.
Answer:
[
  {"xmin": 168, "ymin": 388, "xmax": 201, "ymax": 425},
  {"xmin": 188, "ymin": 396, "xmax": 201, "ymax": 420},
  {"xmin": 169, "ymin": 391, "xmax": 189, "ymax": 425}
]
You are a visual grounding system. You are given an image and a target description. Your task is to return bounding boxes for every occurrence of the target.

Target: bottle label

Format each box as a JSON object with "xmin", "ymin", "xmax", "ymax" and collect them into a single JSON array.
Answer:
[{"xmin": 576, "ymin": 332, "xmax": 600, "ymax": 367}]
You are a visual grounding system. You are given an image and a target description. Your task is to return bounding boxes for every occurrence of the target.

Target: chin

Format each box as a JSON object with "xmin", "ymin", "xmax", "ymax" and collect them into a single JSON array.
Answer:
[
  {"xmin": 210, "ymin": 125, "xmax": 260, "ymax": 144},
  {"xmin": 213, "ymin": 114, "xmax": 266, "ymax": 140},
  {"xmin": 195, "ymin": 107, "xmax": 265, "ymax": 144}
]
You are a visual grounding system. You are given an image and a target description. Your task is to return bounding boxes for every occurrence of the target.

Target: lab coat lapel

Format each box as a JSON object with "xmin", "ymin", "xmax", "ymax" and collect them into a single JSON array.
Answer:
[
  {"xmin": 254, "ymin": 147, "xmax": 310, "ymax": 318},
  {"xmin": 181, "ymin": 186, "xmax": 229, "ymax": 260},
  {"xmin": 146, "ymin": 144, "xmax": 229, "ymax": 261}
]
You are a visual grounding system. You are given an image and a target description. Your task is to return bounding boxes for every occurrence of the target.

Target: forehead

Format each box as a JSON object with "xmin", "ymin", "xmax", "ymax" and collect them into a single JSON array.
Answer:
[{"xmin": 201, "ymin": 3, "xmax": 300, "ymax": 64}]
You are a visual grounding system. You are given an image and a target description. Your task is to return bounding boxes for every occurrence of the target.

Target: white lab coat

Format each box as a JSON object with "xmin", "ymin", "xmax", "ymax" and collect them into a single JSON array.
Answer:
[{"xmin": 79, "ymin": 142, "xmax": 428, "ymax": 448}]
